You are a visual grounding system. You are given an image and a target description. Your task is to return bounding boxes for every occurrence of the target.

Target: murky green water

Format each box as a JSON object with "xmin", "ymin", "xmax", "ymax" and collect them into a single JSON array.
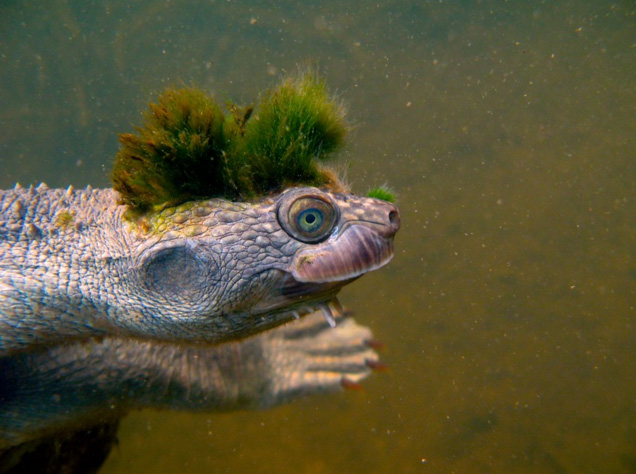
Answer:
[{"xmin": 1, "ymin": 1, "xmax": 635, "ymax": 472}]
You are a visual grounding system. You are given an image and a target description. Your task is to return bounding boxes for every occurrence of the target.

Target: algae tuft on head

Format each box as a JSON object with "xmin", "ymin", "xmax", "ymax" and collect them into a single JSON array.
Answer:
[
  {"xmin": 111, "ymin": 74, "xmax": 349, "ymax": 214},
  {"xmin": 240, "ymin": 75, "xmax": 347, "ymax": 193},
  {"xmin": 366, "ymin": 185, "xmax": 396, "ymax": 203}
]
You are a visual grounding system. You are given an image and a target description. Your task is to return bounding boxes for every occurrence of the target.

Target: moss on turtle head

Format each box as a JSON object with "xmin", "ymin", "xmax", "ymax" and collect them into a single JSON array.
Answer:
[
  {"xmin": 241, "ymin": 74, "xmax": 347, "ymax": 193},
  {"xmin": 367, "ymin": 185, "xmax": 396, "ymax": 203},
  {"xmin": 112, "ymin": 88, "xmax": 234, "ymax": 213},
  {"xmin": 112, "ymin": 74, "xmax": 348, "ymax": 214}
]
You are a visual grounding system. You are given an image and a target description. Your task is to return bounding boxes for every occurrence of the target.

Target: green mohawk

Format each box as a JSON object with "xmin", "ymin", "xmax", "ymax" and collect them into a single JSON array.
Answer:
[
  {"xmin": 112, "ymin": 74, "xmax": 348, "ymax": 213},
  {"xmin": 112, "ymin": 88, "xmax": 233, "ymax": 212},
  {"xmin": 241, "ymin": 74, "xmax": 347, "ymax": 193}
]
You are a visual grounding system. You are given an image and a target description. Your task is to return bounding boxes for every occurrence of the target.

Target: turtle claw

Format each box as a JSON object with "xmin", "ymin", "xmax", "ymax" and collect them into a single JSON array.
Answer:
[
  {"xmin": 365, "ymin": 338, "xmax": 386, "ymax": 350},
  {"xmin": 366, "ymin": 359, "xmax": 388, "ymax": 371},
  {"xmin": 341, "ymin": 377, "xmax": 364, "ymax": 391}
]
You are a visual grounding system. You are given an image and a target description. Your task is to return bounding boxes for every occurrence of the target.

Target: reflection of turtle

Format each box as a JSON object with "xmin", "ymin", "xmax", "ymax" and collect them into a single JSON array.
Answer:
[{"xmin": 0, "ymin": 76, "xmax": 399, "ymax": 472}]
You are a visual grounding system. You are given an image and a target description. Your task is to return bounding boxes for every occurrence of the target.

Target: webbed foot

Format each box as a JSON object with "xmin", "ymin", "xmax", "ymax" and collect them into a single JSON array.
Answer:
[{"xmin": 254, "ymin": 310, "xmax": 380, "ymax": 407}]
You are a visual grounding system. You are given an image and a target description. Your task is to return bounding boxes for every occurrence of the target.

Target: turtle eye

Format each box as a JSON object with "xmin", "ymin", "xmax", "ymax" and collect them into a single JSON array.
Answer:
[
  {"xmin": 297, "ymin": 207, "xmax": 324, "ymax": 233},
  {"xmin": 280, "ymin": 195, "xmax": 338, "ymax": 243}
]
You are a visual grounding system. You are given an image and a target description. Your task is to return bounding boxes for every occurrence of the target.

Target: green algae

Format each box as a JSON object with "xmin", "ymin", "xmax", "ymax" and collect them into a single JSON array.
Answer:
[
  {"xmin": 367, "ymin": 185, "xmax": 396, "ymax": 203},
  {"xmin": 112, "ymin": 74, "xmax": 347, "ymax": 213},
  {"xmin": 55, "ymin": 210, "xmax": 75, "ymax": 228},
  {"xmin": 112, "ymin": 88, "xmax": 234, "ymax": 212},
  {"xmin": 240, "ymin": 74, "xmax": 346, "ymax": 193}
]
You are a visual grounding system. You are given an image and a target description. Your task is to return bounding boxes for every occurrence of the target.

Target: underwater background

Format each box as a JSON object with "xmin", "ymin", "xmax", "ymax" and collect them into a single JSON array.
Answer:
[{"xmin": 1, "ymin": 1, "xmax": 634, "ymax": 472}]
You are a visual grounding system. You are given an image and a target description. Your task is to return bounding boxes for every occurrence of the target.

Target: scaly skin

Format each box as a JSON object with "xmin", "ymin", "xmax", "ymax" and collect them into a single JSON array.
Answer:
[
  {"xmin": 0, "ymin": 182, "xmax": 399, "ymax": 465},
  {"xmin": 0, "ymin": 184, "xmax": 398, "ymax": 356}
]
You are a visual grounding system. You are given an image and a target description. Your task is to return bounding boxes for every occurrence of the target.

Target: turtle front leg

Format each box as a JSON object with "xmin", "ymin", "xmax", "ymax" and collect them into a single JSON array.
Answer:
[
  {"xmin": 0, "ymin": 311, "xmax": 381, "ymax": 449},
  {"xmin": 132, "ymin": 309, "xmax": 381, "ymax": 411}
]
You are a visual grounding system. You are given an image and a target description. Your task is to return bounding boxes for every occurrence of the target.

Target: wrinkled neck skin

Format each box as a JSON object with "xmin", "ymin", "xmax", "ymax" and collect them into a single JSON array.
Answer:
[{"xmin": 0, "ymin": 184, "xmax": 398, "ymax": 356}]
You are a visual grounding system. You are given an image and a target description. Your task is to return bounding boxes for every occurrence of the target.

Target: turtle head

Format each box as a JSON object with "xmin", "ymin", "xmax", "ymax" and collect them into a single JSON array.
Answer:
[
  {"xmin": 125, "ymin": 186, "xmax": 399, "ymax": 343},
  {"xmin": 112, "ymin": 74, "xmax": 400, "ymax": 344}
]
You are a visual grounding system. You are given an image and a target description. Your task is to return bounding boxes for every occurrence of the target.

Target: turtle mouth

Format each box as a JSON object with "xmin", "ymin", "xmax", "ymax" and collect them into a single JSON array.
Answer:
[
  {"xmin": 249, "ymin": 271, "xmax": 355, "ymax": 327},
  {"xmin": 251, "ymin": 222, "xmax": 396, "ymax": 328},
  {"xmin": 274, "ymin": 296, "xmax": 348, "ymax": 328},
  {"xmin": 253, "ymin": 225, "xmax": 393, "ymax": 327},
  {"xmin": 290, "ymin": 224, "xmax": 395, "ymax": 283}
]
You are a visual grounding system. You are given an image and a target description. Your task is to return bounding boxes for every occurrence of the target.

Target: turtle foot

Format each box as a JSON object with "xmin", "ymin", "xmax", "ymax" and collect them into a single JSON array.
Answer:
[{"xmin": 256, "ymin": 310, "xmax": 381, "ymax": 407}]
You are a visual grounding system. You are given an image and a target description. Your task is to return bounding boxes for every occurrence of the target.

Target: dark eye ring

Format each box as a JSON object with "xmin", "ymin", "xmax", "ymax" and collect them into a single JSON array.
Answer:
[{"xmin": 278, "ymin": 194, "xmax": 338, "ymax": 243}]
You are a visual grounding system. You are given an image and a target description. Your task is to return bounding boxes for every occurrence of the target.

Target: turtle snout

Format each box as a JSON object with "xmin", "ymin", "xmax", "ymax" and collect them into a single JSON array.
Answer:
[
  {"xmin": 386, "ymin": 204, "xmax": 400, "ymax": 237},
  {"xmin": 371, "ymin": 200, "xmax": 400, "ymax": 239}
]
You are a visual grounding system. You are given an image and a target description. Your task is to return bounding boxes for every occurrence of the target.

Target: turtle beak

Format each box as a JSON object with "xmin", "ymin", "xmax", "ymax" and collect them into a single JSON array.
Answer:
[{"xmin": 290, "ymin": 224, "xmax": 395, "ymax": 283}]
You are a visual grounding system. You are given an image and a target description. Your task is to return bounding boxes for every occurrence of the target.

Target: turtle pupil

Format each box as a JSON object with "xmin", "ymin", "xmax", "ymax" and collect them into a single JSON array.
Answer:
[{"xmin": 298, "ymin": 208, "xmax": 324, "ymax": 233}]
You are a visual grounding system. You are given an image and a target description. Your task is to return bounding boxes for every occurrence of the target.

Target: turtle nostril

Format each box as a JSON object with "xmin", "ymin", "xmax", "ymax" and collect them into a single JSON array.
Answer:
[{"xmin": 388, "ymin": 209, "xmax": 400, "ymax": 233}]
